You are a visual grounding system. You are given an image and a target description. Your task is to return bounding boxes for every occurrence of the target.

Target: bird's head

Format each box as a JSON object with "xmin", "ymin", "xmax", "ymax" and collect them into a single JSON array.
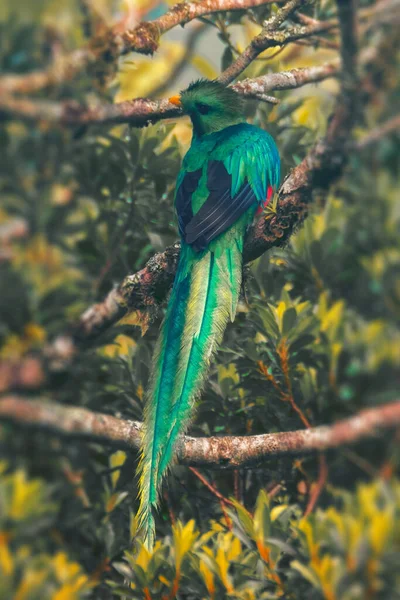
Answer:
[{"xmin": 169, "ymin": 79, "xmax": 244, "ymax": 137}]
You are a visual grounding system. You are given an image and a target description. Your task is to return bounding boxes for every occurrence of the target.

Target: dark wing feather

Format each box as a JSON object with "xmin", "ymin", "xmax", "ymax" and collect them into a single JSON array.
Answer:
[
  {"xmin": 184, "ymin": 161, "xmax": 257, "ymax": 252},
  {"xmin": 175, "ymin": 168, "xmax": 202, "ymax": 237}
]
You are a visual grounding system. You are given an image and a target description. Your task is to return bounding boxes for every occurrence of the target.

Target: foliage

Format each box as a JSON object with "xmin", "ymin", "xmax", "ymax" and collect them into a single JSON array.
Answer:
[
  {"xmin": 0, "ymin": 0, "xmax": 399, "ymax": 599},
  {"xmin": 0, "ymin": 463, "xmax": 92, "ymax": 600},
  {"xmin": 109, "ymin": 478, "xmax": 400, "ymax": 599}
]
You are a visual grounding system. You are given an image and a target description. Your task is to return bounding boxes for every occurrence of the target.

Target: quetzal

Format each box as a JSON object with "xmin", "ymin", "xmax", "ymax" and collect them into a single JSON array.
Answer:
[{"xmin": 137, "ymin": 79, "xmax": 280, "ymax": 547}]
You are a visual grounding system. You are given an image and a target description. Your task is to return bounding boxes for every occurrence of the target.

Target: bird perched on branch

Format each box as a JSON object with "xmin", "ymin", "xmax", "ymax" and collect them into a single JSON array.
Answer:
[{"xmin": 137, "ymin": 79, "xmax": 280, "ymax": 547}]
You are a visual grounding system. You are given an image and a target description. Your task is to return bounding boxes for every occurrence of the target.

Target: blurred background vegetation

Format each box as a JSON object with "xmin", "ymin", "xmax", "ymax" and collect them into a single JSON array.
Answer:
[{"xmin": 0, "ymin": 0, "xmax": 399, "ymax": 598}]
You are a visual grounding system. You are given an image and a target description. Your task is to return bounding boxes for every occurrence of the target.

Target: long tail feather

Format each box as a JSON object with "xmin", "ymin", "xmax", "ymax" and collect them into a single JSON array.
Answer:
[{"xmin": 137, "ymin": 238, "xmax": 244, "ymax": 547}]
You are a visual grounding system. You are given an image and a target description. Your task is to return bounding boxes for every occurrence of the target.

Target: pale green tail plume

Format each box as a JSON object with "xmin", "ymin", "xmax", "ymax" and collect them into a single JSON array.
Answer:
[{"xmin": 137, "ymin": 237, "xmax": 243, "ymax": 547}]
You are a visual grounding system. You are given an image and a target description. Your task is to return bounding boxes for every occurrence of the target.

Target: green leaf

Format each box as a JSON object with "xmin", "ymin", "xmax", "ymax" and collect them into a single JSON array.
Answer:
[
  {"xmin": 255, "ymin": 304, "xmax": 280, "ymax": 339},
  {"xmin": 254, "ymin": 490, "xmax": 271, "ymax": 542},
  {"xmin": 221, "ymin": 46, "xmax": 234, "ymax": 71},
  {"xmin": 289, "ymin": 334, "xmax": 315, "ymax": 354},
  {"xmin": 282, "ymin": 307, "xmax": 297, "ymax": 336},
  {"xmin": 229, "ymin": 499, "xmax": 255, "ymax": 539},
  {"xmin": 290, "ymin": 560, "xmax": 322, "ymax": 589}
]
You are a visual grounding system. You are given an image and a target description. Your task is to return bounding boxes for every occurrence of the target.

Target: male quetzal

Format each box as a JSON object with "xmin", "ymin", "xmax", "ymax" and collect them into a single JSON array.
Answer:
[{"xmin": 137, "ymin": 79, "xmax": 280, "ymax": 546}]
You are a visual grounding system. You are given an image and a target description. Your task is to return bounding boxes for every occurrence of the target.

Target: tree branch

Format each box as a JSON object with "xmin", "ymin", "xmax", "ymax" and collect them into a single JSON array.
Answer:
[
  {"xmin": 0, "ymin": 59, "xmax": 341, "ymax": 125},
  {"xmin": 118, "ymin": 0, "xmax": 278, "ymax": 55},
  {"xmin": 234, "ymin": 61, "xmax": 339, "ymax": 99},
  {"xmin": 0, "ymin": 95, "xmax": 181, "ymax": 127},
  {"xmin": 0, "ymin": 0, "xmax": 278, "ymax": 96},
  {"xmin": 0, "ymin": 396, "xmax": 399, "ymax": 468},
  {"xmin": 218, "ymin": 0, "xmax": 337, "ymax": 85},
  {"xmin": 0, "ymin": 49, "xmax": 92, "ymax": 96}
]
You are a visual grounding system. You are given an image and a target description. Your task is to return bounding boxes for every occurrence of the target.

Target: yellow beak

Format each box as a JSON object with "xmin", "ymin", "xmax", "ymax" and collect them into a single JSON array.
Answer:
[{"xmin": 168, "ymin": 95, "xmax": 181, "ymax": 107}]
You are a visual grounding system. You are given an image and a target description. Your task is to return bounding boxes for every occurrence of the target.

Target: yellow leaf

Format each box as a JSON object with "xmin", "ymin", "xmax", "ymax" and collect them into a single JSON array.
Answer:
[
  {"xmin": 0, "ymin": 533, "xmax": 13, "ymax": 576},
  {"xmin": 292, "ymin": 93, "xmax": 335, "ymax": 135},
  {"xmin": 218, "ymin": 363, "xmax": 240, "ymax": 385},
  {"xmin": 275, "ymin": 301, "xmax": 287, "ymax": 329},
  {"xmin": 157, "ymin": 120, "xmax": 192, "ymax": 156},
  {"xmin": 320, "ymin": 299, "xmax": 344, "ymax": 339},
  {"xmin": 369, "ymin": 510, "xmax": 392, "ymax": 555},
  {"xmin": 172, "ymin": 520, "xmax": 199, "ymax": 570},
  {"xmin": 101, "ymin": 334, "xmax": 136, "ymax": 358},
  {"xmin": 132, "ymin": 541, "xmax": 162, "ymax": 571},
  {"xmin": 109, "ymin": 451, "xmax": 127, "ymax": 489},
  {"xmin": 271, "ymin": 504, "xmax": 289, "ymax": 521},
  {"xmin": 214, "ymin": 535, "xmax": 236, "ymax": 593},
  {"xmin": 52, "ymin": 574, "xmax": 92, "ymax": 600},
  {"xmin": 53, "ymin": 552, "xmax": 81, "ymax": 582},
  {"xmin": 118, "ymin": 310, "xmax": 150, "ymax": 336},
  {"xmin": 14, "ymin": 567, "xmax": 47, "ymax": 600},
  {"xmin": 199, "ymin": 558, "xmax": 215, "ymax": 596},
  {"xmin": 226, "ymin": 535, "xmax": 241, "ymax": 562},
  {"xmin": 24, "ymin": 323, "xmax": 46, "ymax": 344},
  {"xmin": 9, "ymin": 470, "xmax": 41, "ymax": 520},
  {"xmin": 254, "ymin": 489, "xmax": 270, "ymax": 543},
  {"xmin": 13, "ymin": 234, "xmax": 82, "ymax": 296},
  {"xmin": 298, "ymin": 519, "xmax": 319, "ymax": 559},
  {"xmin": 116, "ymin": 41, "xmax": 184, "ymax": 101}
]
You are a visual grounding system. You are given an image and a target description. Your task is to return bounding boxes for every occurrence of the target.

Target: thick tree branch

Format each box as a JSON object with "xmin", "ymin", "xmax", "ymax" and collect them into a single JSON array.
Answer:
[
  {"xmin": 119, "ymin": 0, "xmax": 277, "ymax": 56},
  {"xmin": 0, "ymin": 396, "xmax": 399, "ymax": 468},
  {"xmin": 0, "ymin": 95, "xmax": 181, "ymax": 127},
  {"xmin": 0, "ymin": 60, "xmax": 341, "ymax": 125}
]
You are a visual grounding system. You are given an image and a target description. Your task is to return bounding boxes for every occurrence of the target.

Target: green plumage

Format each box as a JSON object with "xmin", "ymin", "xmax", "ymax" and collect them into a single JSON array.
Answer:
[{"xmin": 137, "ymin": 80, "xmax": 280, "ymax": 547}]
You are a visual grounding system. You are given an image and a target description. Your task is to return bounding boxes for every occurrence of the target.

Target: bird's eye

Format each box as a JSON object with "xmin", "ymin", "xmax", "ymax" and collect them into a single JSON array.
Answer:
[{"xmin": 196, "ymin": 102, "xmax": 211, "ymax": 115}]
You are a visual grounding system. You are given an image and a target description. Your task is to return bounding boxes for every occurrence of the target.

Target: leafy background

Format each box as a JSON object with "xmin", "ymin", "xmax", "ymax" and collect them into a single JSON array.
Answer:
[{"xmin": 0, "ymin": 0, "xmax": 399, "ymax": 598}]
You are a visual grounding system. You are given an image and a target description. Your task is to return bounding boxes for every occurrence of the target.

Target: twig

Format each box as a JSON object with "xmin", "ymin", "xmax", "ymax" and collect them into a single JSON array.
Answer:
[
  {"xmin": 277, "ymin": 338, "xmax": 327, "ymax": 513},
  {"xmin": 267, "ymin": 483, "xmax": 282, "ymax": 499},
  {"xmin": 355, "ymin": 114, "xmax": 400, "ymax": 149},
  {"xmin": 163, "ymin": 490, "xmax": 176, "ymax": 525},
  {"xmin": 278, "ymin": 338, "xmax": 312, "ymax": 429},
  {"xmin": 190, "ymin": 467, "xmax": 234, "ymax": 528},
  {"xmin": 218, "ymin": 0, "xmax": 337, "ymax": 85},
  {"xmin": 0, "ymin": 396, "xmax": 399, "ymax": 468},
  {"xmin": 304, "ymin": 454, "xmax": 328, "ymax": 516},
  {"xmin": 189, "ymin": 467, "xmax": 235, "ymax": 506}
]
